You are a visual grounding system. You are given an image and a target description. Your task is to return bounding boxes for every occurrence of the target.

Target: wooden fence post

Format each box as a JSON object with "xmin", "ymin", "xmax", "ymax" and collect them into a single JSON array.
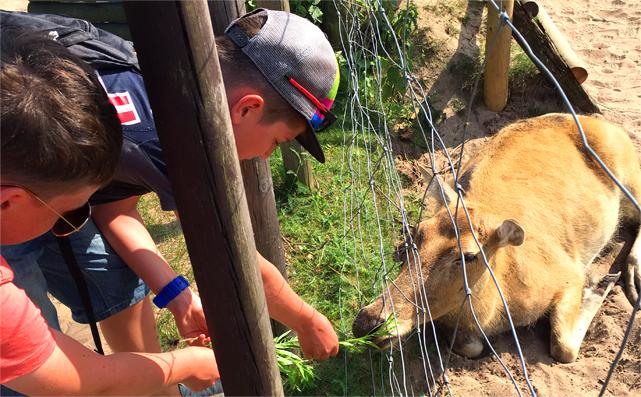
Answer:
[
  {"xmin": 256, "ymin": 0, "xmax": 316, "ymax": 191},
  {"xmin": 512, "ymin": 1, "xmax": 600, "ymax": 113},
  {"xmin": 123, "ymin": 2, "xmax": 283, "ymax": 395},
  {"xmin": 207, "ymin": 0, "xmax": 289, "ymax": 336},
  {"xmin": 207, "ymin": 0, "xmax": 245, "ymax": 36},
  {"xmin": 483, "ymin": 0, "xmax": 514, "ymax": 112}
]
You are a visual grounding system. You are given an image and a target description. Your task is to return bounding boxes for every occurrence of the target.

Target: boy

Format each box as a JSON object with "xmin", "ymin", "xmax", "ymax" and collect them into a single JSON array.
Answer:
[
  {"xmin": 2, "ymin": 6, "xmax": 339, "ymax": 381},
  {"xmin": 1, "ymin": 30, "xmax": 220, "ymax": 395}
]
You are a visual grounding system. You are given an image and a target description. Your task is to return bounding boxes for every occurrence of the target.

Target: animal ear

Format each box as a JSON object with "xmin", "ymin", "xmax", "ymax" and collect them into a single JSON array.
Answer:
[
  {"xmin": 417, "ymin": 164, "xmax": 458, "ymax": 206},
  {"xmin": 496, "ymin": 219, "xmax": 525, "ymax": 247}
]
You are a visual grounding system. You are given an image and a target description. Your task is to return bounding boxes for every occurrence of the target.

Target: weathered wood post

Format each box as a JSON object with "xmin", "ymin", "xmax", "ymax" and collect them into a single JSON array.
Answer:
[
  {"xmin": 512, "ymin": 1, "xmax": 600, "ymax": 113},
  {"xmin": 123, "ymin": 1, "xmax": 283, "ymax": 395},
  {"xmin": 483, "ymin": 0, "xmax": 514, "ymax": 112},
  {"xmin": 208, "ymin": 0, "xmax": 245, "ymax": 36},
  {"xmin": 522, "ymin": 0, "xmax": 588, "ymax": 83},
  {"xmin": 208, "ymin": 0, "xmax": 289, "ymax": 336},
  {"xmin": 256, "ymin": 0, "xmax": 316, "ymax": 191}
]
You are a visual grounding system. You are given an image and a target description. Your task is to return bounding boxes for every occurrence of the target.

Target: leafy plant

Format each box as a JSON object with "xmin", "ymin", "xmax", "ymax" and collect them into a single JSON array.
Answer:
[
  {"xmin": 290, "ymin": 0, "xmax": 324, "ymax": 25},
  {"xmin": 274, "ymin": 316, "xmax": 395, "ymax": 393}
]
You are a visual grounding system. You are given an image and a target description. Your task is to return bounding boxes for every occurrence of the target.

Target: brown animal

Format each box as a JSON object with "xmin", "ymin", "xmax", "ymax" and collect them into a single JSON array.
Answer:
[{"xmin": 352, "ymin": 113, "xmax": 641, "ymax": 363}]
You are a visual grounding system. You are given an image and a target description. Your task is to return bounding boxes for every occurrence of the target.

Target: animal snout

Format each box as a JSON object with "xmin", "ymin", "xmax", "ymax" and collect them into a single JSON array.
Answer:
[{"xmin": 352, "ymin": 308, "xmax": 385, "ymax": 338}]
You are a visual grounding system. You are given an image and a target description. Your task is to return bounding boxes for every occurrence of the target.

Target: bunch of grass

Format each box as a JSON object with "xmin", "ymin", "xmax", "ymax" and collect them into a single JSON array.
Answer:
[{"xmin": 275, "ymin": 316, "xmax": 396, "ymax": 392}]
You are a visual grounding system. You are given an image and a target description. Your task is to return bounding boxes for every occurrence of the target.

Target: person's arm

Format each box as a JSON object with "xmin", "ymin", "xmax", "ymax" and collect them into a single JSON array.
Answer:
[
  {"xmin": 257, "ymin": 252, "xmax": 339, "ymax": 360},
  {"xmin": 92, "ymin": 196, "xmax": 207, "ymax": 338},
  {"xmin": 5, "ymin": 330, "xmax": 218, "ymax": 396}
]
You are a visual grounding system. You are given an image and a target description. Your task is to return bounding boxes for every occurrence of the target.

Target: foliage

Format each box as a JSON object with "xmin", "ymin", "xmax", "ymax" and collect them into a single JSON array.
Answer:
[
  {"xmin": 245, "ymin": 0, "xmax": 323, "ymax": 25},
  {"xmin": 338, "ymin": 1, "xmax": 421, "ymax": 127},
  {"xmin": 274, "ymin": 331, "xmax": 317, "ymax": 392},
  {"xmin": 290, "ymin": 0, "xmax": 324, "ymax": 25},
  {"xmin": 509, "ymin": 41, "xmax": 538, "ymax": 78},
  {"xmin": 274, "ymin": 316, "xmax": 394, "ymax": 393}
]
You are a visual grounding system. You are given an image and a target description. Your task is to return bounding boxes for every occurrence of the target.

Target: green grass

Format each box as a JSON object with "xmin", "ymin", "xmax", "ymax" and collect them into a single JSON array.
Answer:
[
  {"xmin": 509, "ymin": 42, "xmax": 538, "ymax": 78},
  {"xmin": 138, "ymin": 125, "xmax": 409, "ymax": 395}
]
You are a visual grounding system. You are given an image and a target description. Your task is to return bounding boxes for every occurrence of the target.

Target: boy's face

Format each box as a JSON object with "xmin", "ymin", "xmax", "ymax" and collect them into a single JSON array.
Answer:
[
  {"xmin": 234, "ymin": 116, "xmax": 307, "ymax": 161},
  {"xmin": 0, "ymin": 184, "xmax": 98, "ymax": 245},
  {"xmin": 228, "ymin": 92, "xmax": 309, "ymax": 161}
]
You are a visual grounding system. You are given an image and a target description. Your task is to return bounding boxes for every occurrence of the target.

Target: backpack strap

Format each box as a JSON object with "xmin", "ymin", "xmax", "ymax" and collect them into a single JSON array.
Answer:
[{"xmin": 57, "ymin": 236, "xmax": 104, "ymax": 355}]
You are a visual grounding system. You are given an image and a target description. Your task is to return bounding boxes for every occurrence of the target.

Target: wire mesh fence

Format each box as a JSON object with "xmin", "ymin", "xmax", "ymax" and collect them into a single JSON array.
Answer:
[{"xmin": 329, "ymin": 1, "xmax": 640, "ymax": 396}]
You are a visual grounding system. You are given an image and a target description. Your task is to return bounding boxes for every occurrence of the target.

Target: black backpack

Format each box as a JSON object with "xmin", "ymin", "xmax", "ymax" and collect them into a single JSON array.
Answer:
[{"xmin": 0, "ymin": 10, "xmax": 139, "ymax": 72}]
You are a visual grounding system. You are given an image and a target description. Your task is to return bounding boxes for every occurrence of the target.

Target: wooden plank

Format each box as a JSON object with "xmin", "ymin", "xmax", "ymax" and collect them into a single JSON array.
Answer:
[
  {"xmin": 512, "ymin": 1, "xmax": 600, "ymax": 113},
  {"xmin": 27, "ymin": 2, "xmax": 127, "ymax": 23},
  {"xmin": 123, "ymin": 1, "xmax": 283, "ymax": 395},
  {"xmin": 207, "ymin": 0, "xmax": 289, "ymax": 336},
  {"xmin": 522, "ymin": 0, "xmax": 588, "ymax": 83},
  {"xmin": 241, "ymin": 159, "xmax": 288, "ymax": 280},
  {"xmin": 483, "ymin": 0, "xmax": 514, "ymax": 112},
  {"xmin": 208, "ymin": 0, "xmax": 245, "ymax": 36},
  {"xmin": 256, "ymin": 0, "xmax": 289, "ymax": 12},
  {"xmin": 320, "ymin": 0, "xmax": 342, "ymax": 49}
]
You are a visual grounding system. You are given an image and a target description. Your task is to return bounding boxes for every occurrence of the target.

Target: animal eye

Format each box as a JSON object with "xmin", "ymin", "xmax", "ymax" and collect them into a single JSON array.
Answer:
[{"xmin": 463, "ymin": 253, "xmax": 477, "ymax": 262}]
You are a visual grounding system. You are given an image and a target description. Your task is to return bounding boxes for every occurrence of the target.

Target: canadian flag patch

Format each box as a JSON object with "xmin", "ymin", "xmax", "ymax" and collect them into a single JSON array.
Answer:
[{"xmin": 107, "ymin": 91, "xmax": 141, "ymax": 126}]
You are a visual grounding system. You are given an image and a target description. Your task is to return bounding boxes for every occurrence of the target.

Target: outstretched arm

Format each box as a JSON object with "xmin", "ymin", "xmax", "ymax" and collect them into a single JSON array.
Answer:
[
  {"xmin": 257, "ymin": 252, "xmax": 339, "ymax": 360},
  {"xmin": 5, "ymin": 330, "xmax": 218, "ymax": 396},
  {"xmin": 92, "ymin": 196, "xmax": 207, "ymax": 339}
]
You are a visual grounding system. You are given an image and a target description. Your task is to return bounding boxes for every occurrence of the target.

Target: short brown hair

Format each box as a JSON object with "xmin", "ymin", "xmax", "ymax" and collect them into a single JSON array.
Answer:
[
  {"xmin": 216, "ymin": 12, "xmax": 301, "ymax": 125},
  {"xmin": 1, "ymin": 29, "xmax": 122, "ymax": 197}
]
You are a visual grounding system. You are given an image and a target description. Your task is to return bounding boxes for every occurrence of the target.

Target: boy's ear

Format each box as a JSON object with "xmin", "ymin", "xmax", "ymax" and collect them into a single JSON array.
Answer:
[{"xmin": 229, "ymin": 94, "xmax": 265, "ymax": 125}]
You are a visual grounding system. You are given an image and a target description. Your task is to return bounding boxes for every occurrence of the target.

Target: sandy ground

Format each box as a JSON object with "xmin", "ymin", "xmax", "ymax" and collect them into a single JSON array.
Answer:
[{"xmin": 394, "ymin": 1, "xmax": 641, "ymax": 396}]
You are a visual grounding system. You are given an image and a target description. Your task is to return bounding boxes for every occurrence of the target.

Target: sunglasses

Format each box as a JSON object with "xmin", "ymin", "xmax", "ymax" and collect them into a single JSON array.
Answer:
[
  {"xmin": 1, "ymin": 184, "xmax": 91, "ymax": 237},
  {"xmin": 287, "ymin": 76, "xmax": 337, "ymax": 132}
]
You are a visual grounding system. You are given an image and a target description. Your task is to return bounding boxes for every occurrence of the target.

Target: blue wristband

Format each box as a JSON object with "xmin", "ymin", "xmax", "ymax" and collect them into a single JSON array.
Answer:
[{"xmin": 153, "ymin": 275, "xmax": 190, "ymax": 308}]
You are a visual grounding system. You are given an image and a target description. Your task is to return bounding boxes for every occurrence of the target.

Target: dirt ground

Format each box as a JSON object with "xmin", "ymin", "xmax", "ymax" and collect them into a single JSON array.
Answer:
[{"xmin": 395, "ymin": 1, "xmax": 641, "ymax": 396}]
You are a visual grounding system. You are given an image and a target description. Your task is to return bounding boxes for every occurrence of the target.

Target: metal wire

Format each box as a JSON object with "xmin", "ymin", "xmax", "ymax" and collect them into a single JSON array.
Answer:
[{"xmin": 328, "ymin": 0, "xmax": 639, "ymax": 395}]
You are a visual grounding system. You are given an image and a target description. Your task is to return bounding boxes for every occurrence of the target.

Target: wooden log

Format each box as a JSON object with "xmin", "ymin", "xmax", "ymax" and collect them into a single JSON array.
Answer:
[
  {"xmin": 320, "ymin": 0, "xmax": 342, "ymax": 49},
  {"xmin": 123, "ymin": 2, "xmax": 283, "ymax": 395},
  {"xmin": 256, "ymin": 0, "xmax": 315, "ymax": 191},
  {"xmin": 207, "ymin": 0, "xmax": 289, "ymax": 336},
  {"xmin": 280, "ymin": 141, "xmax": 316, "ymax": 188},
  {"xmin": 483, "ymin": 0, "xmax": 514, "ymax": 112},
  {"xmin": 512, "ymin": 1, "xmax": 600, "ymax": 113},
  {"xmin": 27, "ymin": 1, "xmax": 127, "ymax": 23},
  {"xmin": 522, "ymin": 0, "xmax": 588, "ymax": 83},
  {"xmin": 256, "ymin": 0, "xmax": 289, "ymax": 12},
  {"xmin": 208, "ymin": 0, "xmax": 245, "ymax": 36}
]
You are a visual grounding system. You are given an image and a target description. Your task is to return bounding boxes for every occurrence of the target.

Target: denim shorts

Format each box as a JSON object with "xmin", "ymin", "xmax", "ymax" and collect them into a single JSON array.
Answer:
[{"xmin": 0, "ymin": 219, "xmax": 150, "ymax": 328}]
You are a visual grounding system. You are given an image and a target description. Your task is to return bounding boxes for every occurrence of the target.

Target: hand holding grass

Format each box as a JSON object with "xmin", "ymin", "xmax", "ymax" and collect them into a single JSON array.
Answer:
[
  {"xmin": 276, "ymin": 316, "xmax": 394, "ymax": 392},
  {"xmin": 293, "ymin": 305, "xmax": 339, "ymax": 360}
]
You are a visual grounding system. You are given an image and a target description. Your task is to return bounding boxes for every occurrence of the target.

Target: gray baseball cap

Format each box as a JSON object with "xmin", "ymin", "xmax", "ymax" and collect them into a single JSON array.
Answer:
[{"xmin": 225, "ymin": 8, "xmax": 340, "ymax": 163}]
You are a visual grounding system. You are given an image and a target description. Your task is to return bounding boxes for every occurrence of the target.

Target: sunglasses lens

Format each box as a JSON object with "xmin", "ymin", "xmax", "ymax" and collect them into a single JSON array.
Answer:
[{"xmin": 51, "ymin": 203, "xmax": 91, "ymax": 237}]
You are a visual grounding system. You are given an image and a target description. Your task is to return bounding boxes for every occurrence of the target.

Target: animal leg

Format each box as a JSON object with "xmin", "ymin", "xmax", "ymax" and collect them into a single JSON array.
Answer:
[
  {"xmin": 445, "ymin": 327, "xmax": 484, "ymax": 358},
  {"xmin": 550, "ymin": 273, "xmax": 620, "ymax": 363},
  {"xmin": 625, "ymin": 234, "xmax": 641, "ymax": 308},
  {"xmin": 623, "ymin": 154, "xmax": 641, "ymax": 308}
]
